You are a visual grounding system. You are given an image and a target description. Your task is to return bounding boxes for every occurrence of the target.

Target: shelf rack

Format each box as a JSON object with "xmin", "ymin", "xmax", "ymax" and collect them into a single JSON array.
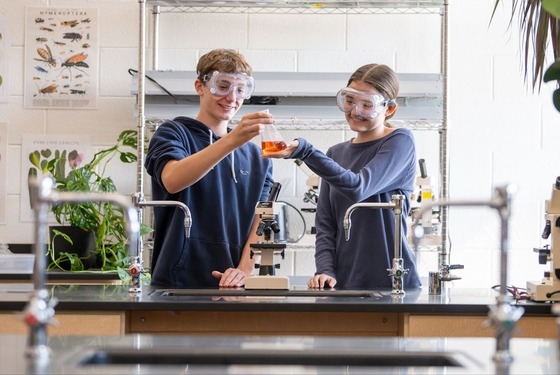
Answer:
[
  {"xmin": 135, "ymin": 0, "xmax": 450, "ymax": 264},
  {"xmin": 131, "ymin": 70, "xmax": 443, "ymax": 131}
]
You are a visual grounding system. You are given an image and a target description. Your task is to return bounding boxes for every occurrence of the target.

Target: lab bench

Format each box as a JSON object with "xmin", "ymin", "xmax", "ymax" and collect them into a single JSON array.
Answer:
[{"xmin": 0, "ymin": 280, "xmax": 555, "ymax": 338}]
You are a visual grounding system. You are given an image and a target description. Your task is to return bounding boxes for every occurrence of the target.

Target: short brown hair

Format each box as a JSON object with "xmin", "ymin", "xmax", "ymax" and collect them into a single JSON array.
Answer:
[{"xmin": 196, "ymin": 49, "xmax": 253, "ymax": 81}]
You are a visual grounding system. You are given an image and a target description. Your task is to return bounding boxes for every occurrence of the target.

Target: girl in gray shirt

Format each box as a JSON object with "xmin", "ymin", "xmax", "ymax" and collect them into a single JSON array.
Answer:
[{"xmin": 263, "ymin": 64, "xmax": 421, "ymax": 290}]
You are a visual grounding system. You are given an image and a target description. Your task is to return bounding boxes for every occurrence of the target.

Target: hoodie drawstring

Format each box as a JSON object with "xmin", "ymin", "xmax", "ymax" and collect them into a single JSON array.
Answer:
[{"xmin": 209, "ymin": 129, "xmax": 238, "ymax": 183}]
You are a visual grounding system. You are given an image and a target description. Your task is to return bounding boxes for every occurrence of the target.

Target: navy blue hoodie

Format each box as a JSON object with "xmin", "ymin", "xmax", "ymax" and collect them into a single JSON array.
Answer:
[{"xmin": 144, "ymin": 117, "xmax": 274, "ymax": 288}]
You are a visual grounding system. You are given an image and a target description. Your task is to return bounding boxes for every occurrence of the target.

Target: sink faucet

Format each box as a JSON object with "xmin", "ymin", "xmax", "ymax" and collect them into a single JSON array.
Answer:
[
  {"xmin": 24, "ymin": 176, "xmax": 140, "ymax": 360},
  {"xmin": 343, "ymin": 195, "xmax": 408, "ymax": 295},
  {"xmin": 131, "ymin": 192, "xmax": 192, "ymax": 284},
  {"xmin": 412, "ymin": 184, "xmax": 524, "ymax": 364}
]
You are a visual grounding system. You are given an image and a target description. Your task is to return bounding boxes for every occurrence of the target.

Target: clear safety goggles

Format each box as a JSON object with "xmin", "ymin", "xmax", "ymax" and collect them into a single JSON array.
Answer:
[
  {"xmin": 203, "ymin": 71, "xmax": 255, "ymax": 100},
  {"xmin": 336, "ymin": 87, "xmax": 395, "ymax": 119}
]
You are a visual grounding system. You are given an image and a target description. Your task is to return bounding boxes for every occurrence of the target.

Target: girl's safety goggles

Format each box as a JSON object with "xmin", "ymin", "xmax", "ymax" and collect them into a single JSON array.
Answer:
[
  {"xmin": 203, "ymin": 71, "xmax": 255, "ymax": 100},
  {"xmin": 336, "ymin": 87, "xmax": 395, "ymax": 119}
]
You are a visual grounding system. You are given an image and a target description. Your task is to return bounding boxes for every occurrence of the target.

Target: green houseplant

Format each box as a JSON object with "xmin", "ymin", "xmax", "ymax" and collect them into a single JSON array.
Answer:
[
  {"xmin": 492, "ymin": 0, "xmax": 560, "ymax": 111},
  {"xmin": 28, "ymin": 130, "xmax": 148, "ymax": 279}
]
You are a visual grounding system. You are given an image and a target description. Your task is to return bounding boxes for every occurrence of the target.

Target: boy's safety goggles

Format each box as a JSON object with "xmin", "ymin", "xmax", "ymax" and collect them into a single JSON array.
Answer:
[
  {"xmin": 203, "ymin": 71, "xmax": 255, "ymax": 100},
  {"xmin": 336, "ymin": 87, "xmax": 395, "ymax": 119}
]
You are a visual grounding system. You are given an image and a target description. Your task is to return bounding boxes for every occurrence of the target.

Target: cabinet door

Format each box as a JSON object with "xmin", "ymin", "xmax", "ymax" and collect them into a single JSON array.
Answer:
[
  {"xmin": 130, "ymin": 310, "xmax": 399, "ymax": 337},
  {"xmin": 0, "ymin": 311, "xmax": 126, "ymax": 335},
  {"xmin": 403, "ymin": 314, "xmax": 556, "ymax": 338}
]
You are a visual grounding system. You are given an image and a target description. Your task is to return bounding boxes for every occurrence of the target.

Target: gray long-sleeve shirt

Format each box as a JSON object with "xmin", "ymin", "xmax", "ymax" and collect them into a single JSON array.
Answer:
[{"xmin": 292, "ymin": 128, "xmax": 422, "ymax": 289}]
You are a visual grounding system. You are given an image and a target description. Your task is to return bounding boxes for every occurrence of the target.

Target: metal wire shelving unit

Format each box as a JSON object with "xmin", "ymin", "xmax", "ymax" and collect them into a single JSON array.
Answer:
[{"xmin": 135, "ymin": 0, "xmax": 450, "ymax": 262}]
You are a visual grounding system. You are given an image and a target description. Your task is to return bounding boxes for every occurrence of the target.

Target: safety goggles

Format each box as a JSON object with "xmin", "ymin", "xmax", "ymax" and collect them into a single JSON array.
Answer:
[
  {"xmin": 203, "ymin": 71, "xmax": 255, "ymax": 100},
  {"xmin": 336, "ymin": 87, "xmax": 395, "ymax": 119}
]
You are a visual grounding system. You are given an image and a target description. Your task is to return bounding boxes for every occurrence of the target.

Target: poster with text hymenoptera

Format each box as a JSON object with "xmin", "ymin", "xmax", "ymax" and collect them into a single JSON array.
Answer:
[
  {"xmin": 20, "ymin": 134, "xmax": 91, "ymax": 223},
  {"xmin": 24, "ymin": 7, "xmax": 98, "ymax": 109}
]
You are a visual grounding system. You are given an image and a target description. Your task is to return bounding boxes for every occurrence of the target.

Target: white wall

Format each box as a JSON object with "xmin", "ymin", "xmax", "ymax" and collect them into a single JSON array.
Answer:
[{"xmin": 0, "ymin": 0, "xmax": 558, "ymax": 290}]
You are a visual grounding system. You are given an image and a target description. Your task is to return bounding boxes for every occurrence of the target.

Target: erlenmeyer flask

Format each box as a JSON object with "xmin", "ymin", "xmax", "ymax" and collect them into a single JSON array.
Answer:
[{"xmin": 261, "ymin": 110, "xmax": 287, "ymax": 154}]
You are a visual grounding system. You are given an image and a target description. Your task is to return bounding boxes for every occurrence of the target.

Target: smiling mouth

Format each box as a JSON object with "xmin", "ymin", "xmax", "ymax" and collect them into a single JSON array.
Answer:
[
  {"xmin": 350, "ymin": 116, "xmax": 369, "ymax": 122},
  {"xmin": 219, "ymin": 104, "xmax": 236, "ymax": 111}
]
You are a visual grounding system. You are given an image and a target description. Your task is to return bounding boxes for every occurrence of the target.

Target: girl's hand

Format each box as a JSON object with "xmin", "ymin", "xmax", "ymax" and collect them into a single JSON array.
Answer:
[
  {"xmin": 261, "ymin": 139, "xmax": 299, "ymax": 159},
  {"xmin": 308, "ymin": 274, "xmax": 337, "ymax": 289}
]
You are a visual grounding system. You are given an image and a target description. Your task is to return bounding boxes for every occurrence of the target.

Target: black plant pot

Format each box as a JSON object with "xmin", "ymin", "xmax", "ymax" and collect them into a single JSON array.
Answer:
[{"xmin": 48, "ymin": 225, "xmax": 97, "ymax": 270}]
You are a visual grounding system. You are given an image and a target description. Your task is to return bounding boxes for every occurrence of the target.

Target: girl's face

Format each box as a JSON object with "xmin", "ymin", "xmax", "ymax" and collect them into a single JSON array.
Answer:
[{"xmin": 344, "ymin": 80, "xmax": 389, "ymax": 135}]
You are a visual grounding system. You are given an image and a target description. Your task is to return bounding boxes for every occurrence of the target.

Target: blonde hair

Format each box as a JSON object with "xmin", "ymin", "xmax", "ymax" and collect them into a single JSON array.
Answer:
[{"xmin": 196, "ymin": 49, "xmax": 252, "ymax": 81}]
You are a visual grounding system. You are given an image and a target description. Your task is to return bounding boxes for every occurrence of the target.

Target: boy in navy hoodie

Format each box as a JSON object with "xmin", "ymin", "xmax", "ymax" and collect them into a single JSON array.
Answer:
[{"xmin": 145, "ymin": 49, "xmax": 274, "ymax": 288}]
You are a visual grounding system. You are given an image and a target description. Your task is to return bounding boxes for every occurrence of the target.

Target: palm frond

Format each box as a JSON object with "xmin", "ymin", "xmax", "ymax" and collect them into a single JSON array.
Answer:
[{"xmin": 492, "ymin": 0, "xmax": 560, "ymax": 92}]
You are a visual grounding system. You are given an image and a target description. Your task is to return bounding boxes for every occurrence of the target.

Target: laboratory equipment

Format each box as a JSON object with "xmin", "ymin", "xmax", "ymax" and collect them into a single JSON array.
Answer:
[
  {"xmin": 408, "ymin": 158, "xmax": 442, "ymax": 246},
  {"xmin": 527, "ymin": 176, "xmax": 560, "ymax": 302},
  {"xmin": 261, "ymin": 110, "xmax": 287, "ymax": 154},
  {"xmin": 413, "ymin": 184, "xmax": 523, "ymax": 364},
  {"xmin": 25, "ymin": 175, "xmax": 140, "ymax": 360},
  {"xmin": 245, "ymin": 182, "xmax": 289, "ymax": 290},
  {"xmin": 344, "ymin": 195, "xmax": 408, "ymax": 295}
]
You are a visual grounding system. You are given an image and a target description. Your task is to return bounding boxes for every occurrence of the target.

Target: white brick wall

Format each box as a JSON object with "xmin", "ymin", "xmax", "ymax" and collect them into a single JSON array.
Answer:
[{"xmin": 0, "ymin": 0, "xmax": 558, "ymax": 290}]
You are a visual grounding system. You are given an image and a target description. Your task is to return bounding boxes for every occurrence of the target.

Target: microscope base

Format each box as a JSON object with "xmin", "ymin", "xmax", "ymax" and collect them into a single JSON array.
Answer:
[
  {"xmin": 245, "ymin": 275, "xmax": 290, "ymax": 290},
  {"xmin": 526, "ymin": 280, "xmax": 560, "ymax": 301}
]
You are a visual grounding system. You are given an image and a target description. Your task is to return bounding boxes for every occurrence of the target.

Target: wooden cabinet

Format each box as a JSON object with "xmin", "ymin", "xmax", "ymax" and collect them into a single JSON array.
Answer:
[
  {"xmin": 1, "ymin": 309, "xmax": 553, "ymax": 338},
  {"xmin": 402, "ymin": 313, "xmax": 556, "ymax": 338},
  {"xmin": 129, "ymin": 310, "xmax": 400, "ymax": 337},
  {"xmin": 0, "ymin": 311, "xmax": 126, "ymax": 336}
]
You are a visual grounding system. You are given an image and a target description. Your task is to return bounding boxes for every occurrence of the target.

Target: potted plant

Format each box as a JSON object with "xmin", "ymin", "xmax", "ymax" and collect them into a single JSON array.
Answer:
[
  {"xmin": 491, "ymin": 0, "xmax": 560, "ymax": 111},
  {"xmin": 28, "ymin": 130, "xmax": 150, "ymax": 280}
]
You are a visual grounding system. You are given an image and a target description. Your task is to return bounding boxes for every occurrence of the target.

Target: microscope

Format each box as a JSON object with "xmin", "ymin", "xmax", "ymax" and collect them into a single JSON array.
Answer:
[
  {"xmin": 409, "ymin": 159, "xmax": 462, "ymax": 293},
  {"xmin": 527, "ymin": 176, "xmax": 560, "ymax": 302},
  {"xmin": 245, "ymin": 182, "xmax": 290, "ymax": 290},
  {"xmin": 295, "ymin": 159, "xmax": 319, "ymax": 234},
  {"xmin": 408, "ymin": 158, "xmax": 441, "ymax": 246}
]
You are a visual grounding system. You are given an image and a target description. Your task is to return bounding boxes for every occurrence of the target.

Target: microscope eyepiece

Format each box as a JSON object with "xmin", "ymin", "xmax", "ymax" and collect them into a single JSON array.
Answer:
[
  {"xmin": 268, "ymin": 182, "xmax": 282, "ymax": 202},
  {"xmin": 270, "ymin": 221, "xmax": 281, "ymax": 234},
  {"xmin": 256, "ymin": 221, "xmax": 267, "ymax": 236}
]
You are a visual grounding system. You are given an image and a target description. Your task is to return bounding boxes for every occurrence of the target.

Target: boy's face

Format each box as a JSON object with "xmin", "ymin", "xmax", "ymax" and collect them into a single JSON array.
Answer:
[{"xmin": 195, "ymin": 71, "xmax": 254, "ymax": 123}]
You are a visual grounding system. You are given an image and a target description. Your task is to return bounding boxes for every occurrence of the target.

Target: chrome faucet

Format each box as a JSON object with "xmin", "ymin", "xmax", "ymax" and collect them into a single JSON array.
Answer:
[
  {"xmin": 24, "ymin": 176, "xmax": 140, "ymax": 360},
  {"xmin": 412, "ymin": 185, "xmax": 524, "ymax": 364},
  {"xmin": 132, "ymin": 192, "xmax": 192, "ymax": 239},
  {"xmin": 344, "ymin": 195, "xmax": 408, "ymax": 295},
  {"xmin": 131, "ymin": 192, "xmax": 192, "ymax": 284}
]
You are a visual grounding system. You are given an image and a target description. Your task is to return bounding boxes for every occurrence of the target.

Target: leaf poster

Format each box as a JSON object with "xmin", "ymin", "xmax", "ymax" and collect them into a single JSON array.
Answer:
[
  {"xmin": 20, "ymin": 134, "xmax": 91, "ymax": 222},
  {"xmin": 24, "ymin": 7, "xmax": 98, "ymax": 109}
]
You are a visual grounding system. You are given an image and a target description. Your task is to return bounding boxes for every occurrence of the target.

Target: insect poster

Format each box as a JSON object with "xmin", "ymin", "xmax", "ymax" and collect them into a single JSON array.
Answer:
[{"xmin": 24, "ymin": 7, "xmax": 98, "ymax": 109}]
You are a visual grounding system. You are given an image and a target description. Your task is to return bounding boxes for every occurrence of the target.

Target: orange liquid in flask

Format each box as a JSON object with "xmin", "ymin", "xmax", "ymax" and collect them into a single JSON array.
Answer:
[{"xmin": 261, "ymin": 140, "xmax": 287, "ymax": 154}]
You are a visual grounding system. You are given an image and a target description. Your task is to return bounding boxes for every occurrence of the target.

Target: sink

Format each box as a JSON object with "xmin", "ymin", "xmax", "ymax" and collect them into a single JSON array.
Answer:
[
  {"xmin": 152, "ymin": 288, "xmax": 385, "ymax": 298},
  {"xmin": 78, "ymin": 347, "xmax": 469, "ymax": 367}
]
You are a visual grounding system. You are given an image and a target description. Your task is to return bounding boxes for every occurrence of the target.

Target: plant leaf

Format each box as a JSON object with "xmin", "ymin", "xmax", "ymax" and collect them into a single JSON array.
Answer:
[
  {"xmin": 544, "ymin": 60, "xmax": 560, "ymax": 82},
  {"xmin": 28, "ymin": 151, "xmax": 41, "ymax": 169},
  {"xmin": 553, "ymin": 88, "xmax": 560, "ymax": 112},
  {"xmin": 543, "ymin": 0, "xmax": 560, "ymax": 18},
  {"xmin": 491, "ymin": 0, "xmax": 560, "ymax": 92},
  {"xmin": 119, "ymin": 152, "xmax": 137, "ymax": 163}
]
